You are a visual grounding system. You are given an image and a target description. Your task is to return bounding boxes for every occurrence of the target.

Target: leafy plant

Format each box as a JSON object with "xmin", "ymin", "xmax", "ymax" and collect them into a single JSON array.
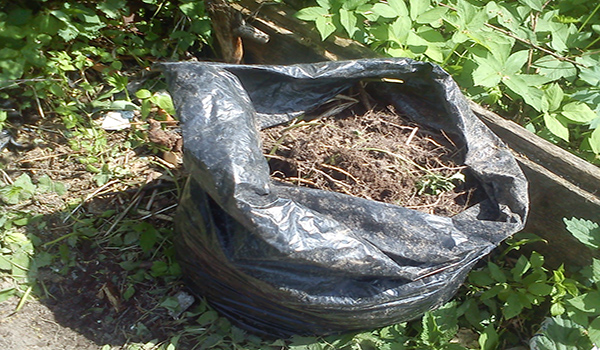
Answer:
[
  {"xmin": 529, "ymin": 217, "xmax": 600, "ymax": 349},
  {"xmin": 295, "ymin": 0, "xmax": 600, "ymax": 164}
]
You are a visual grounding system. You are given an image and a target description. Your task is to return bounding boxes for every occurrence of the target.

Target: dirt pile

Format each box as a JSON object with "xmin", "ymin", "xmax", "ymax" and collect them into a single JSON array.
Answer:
[{"xmin": 261, "ymin": 101, "xmax": 480, "ymax": 217}]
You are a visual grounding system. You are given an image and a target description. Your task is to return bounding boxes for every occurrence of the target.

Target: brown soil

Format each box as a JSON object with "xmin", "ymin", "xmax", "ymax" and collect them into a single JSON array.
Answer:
[{"xmin": 261, "ymin": 101, "xmax": 479, "ymax": 216}]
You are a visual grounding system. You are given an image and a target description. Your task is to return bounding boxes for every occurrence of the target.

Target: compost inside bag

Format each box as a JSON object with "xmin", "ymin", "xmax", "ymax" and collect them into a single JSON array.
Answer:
[{"xmin": 161, "ymin": 58, "xmax": 529, "ymax": 337}]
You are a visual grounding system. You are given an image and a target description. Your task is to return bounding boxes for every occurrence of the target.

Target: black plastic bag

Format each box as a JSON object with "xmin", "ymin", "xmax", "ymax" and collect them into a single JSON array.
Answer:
[{"xmin": 161, "ymin": 58, "xmax": 529, "ymax": 337}]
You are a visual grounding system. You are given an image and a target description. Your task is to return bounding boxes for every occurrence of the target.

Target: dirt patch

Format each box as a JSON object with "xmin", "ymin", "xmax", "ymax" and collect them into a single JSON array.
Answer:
[
  {"xmin": 0, "ymin": 296, "xmax": 99, "ymax": 350},
  {"xmin": 0, "ymin": 121, "xmax": 187, "ymax": 349},
  {"xmin": 261, "ymin": 101, "xmax": 481, "ymax": 216}
]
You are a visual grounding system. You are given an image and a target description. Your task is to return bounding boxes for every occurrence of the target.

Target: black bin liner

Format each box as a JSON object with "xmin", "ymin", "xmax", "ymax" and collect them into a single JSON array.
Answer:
[{"xmin": 161, "ymin": 58, "xmax": 529, "ymax": 337}]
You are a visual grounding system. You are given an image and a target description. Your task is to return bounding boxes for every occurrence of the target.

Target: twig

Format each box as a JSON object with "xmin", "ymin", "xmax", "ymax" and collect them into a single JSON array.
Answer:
[
  {"xmin": 285, "ymin": 177, "xmax": 318, "ymax": 187},
  {"xmin": 63, "ymin": 179, "xmax": 121, "ymax": 223},
  {"xmin": 139, "ymin": 203, "xmax": 178, "ymax": 220},
  {"xmin": 104, "ymin": 187, "xmax": 145, "ymax": 237},
  {"xmin": 31, "ymin": 85, "xmax": 46, "ymax": 120},
  {"xmin": 19, "ymin": 152, "xmax": 72, "ymax": 163},
  {"xmin": 405, "ymin": 127, "xmax": 419, "ymax": 145},
  {"xmin": 145, "ymin": 188, "xmax": 158, "ymax": 211},
  {"xmin": 312, "ymin": 168, "xmax": 352, "ymax": 189},
  {"xmin": 0, "ymin": 169, "xmax": 13, "ymax": 185},
  {"xmin": 483, "ymin": 23, "xmax": 585, "ymax": 67},
  {"xmin": 320, "ymin": 163, "xmax": 360, "ymax": 183}
]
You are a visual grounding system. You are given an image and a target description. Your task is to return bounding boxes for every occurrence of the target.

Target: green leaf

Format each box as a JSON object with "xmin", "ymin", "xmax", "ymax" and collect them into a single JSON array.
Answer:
[
  {"xmin": 123, "ymin": 285, "xmax": 135, "ymax": 300},
  {"xmin": 544, "ymin": 112, "xmax": 569, "ymax": 141},
  {"xmin": 589, "ymin": 316, "xmax": 600, "ymax": 346},
  {"xmin": 389, "ymin": 17, "xmax": 411, "ymax": 43},
  {"xmin": 372, "ymin": 3, "xmax": 399, "ymax": 18},
  {"xmin": 542, "ymin": 83, "xmax": 564, "ymax": 113},
  {"xmin": 196, "ymin": 310, "xmax": 219, "ymax": 326},
  {"xmin": 533, "ymin": 57, "xmax": 577, "ymax": 82},
  {"xmin": 469, "ymin": 269, "xmax": 495, "ymax": 286},
  {"xmin": 488, "ymin": 262, "xmax": 507, "ymax": 283},
  {"xmin": 416, "ymin": 7, "xmax": 447, "ymax": 27},
  {"xmin": 518, "ymin": 0, "xmax": 544, "ymax": 11},
  {"xmin": 503, "ymin": 294, "xmax": 524, "ymax": 319},
  {"xmin": 550, "ymin": 302, "xmax": 565, "ymax": 316},
  {"xmin": 98, "ymin": 0, "xmax": 127, "ymax": 19},
  {"xmin": 528, "ymin": 282, "xmax": 553, "ymax": 296},
  {"xmin": 0, "ymin": 288, "xmax": 16, "ymax": 303},
  {"xmin": 564, "ymin": 217, "xmax": 600, "ymax": 250},
  {"xmin": 530, "ymin": 316, "xmax": 593, "ymax": 350},
  {"xmin": 590, "ymin": 127, "xmax": 600, "ymax": 155},
  {"xmin": 561, "ymin": 102, "xmax": 598, "ymax": 123},
  {"xmin": 504, "ymin": 50, "xmax": 529, "ymax": 76},
  {"xmin": 315, "ymin": 15, "xmax": 336, "ymax": 40},
  {"xmin": 478, "ymin": 325, "xmax": 499, "ymax": 350},
  {"xmin": 472, "ymin": 57, "xmax": 502, "ymax": 88},
  {"xmin": 388, "ymin": 0, "xmax": 409, "ymax": 17},
  {"xmin": 511, "ymin": 255, "xmax": 531, "ymax": 281},
  {"xmin": 530, "ymin": 251, "xmax": 545, "ymax": 268},
  {"xmin": 140, "ymin": 229, "xmax": 157, "ymax": 252},
  {"xmin": 109, "ymin": 100, "xmax": 138, "ymax": 111},
  {"xmin": 409, "ymin": 0, "xmax": 430, "ymax": 21},
  {"xmin": 567, "ymin": 291, "xmax": 600, "ymax": 314},
  {"xmin": 135, "ymin": 89, "xmax": 152, "ymax": 99},
  {"xmin": 591, "ymin": 258, "xmax": 600, "ymax": 284},
  {"xmin": 37, "ymin": 175, "xmax": 66, "ymax": 195},
  {"xmin": 150, "ymin": 92, "xmax": 176, "ymax": 116},
  {"xmin": 339, "ymin": 9, "xmax": 357, "ymax": 38},
  {"xmin": 295, "ymin": 7, "xmax": 328, "ymax": 22}
]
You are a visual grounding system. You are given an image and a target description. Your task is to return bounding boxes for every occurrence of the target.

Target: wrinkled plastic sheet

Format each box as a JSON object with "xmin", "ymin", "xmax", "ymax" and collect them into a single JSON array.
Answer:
[{"xmin": 161, "ymin": 58, "xmax": 529, "ymax": 337}]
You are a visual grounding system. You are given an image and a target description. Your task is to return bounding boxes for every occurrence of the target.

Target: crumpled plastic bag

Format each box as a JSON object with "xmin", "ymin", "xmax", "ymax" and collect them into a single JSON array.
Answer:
[{"xmin": 161, "ymin": 58, "xmax": 529, "ymax": 337}]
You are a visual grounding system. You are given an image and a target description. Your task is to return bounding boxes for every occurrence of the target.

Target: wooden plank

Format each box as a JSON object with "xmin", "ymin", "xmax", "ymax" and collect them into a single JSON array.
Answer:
[
  {"xmin": 471, "ymin": 102, "xmax": 600, "ymax": 197},
  {"xmin": 231, "ymin": 0, "xmax": 600, "ymax": 266}
]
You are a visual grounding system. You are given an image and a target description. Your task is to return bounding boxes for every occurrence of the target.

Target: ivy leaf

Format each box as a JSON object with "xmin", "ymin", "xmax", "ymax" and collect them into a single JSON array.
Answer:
[
  {"xmin": 37, "ymin": 175, "xmax": 67, "ymax": 195},
  {"xmin": 472, "ymin": 54, "xmax": 503, "ymax": 88},
  {"xmin": 564, "ymin": 217, "xmax": 600, "ymax": 250},
  {"xmin": 560, "ymin": 102, "xmax": 598, "ymax": 123}
]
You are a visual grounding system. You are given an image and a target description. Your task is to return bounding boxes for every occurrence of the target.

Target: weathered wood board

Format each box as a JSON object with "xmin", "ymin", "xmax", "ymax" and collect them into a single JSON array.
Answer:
[{"xmin": 227, "ymin": 0, "xmax": 600, "ymax": 267}]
